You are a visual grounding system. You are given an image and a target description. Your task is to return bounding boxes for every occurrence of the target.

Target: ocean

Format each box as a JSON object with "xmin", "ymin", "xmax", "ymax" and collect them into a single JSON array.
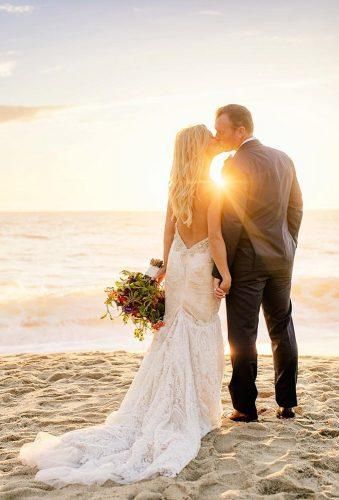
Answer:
[{"xmin": 0, "ymin": 210, "xmax": 338, "ymax": 356}]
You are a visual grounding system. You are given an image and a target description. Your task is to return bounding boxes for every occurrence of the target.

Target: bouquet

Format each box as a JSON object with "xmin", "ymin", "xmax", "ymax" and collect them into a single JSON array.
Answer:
[{"xmin": 101, "ymin": 258, "xmax": 165, "ymax": 341}]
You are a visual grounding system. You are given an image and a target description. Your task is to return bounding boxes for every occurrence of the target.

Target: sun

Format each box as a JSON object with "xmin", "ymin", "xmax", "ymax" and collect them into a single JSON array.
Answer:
[{"xmin": 209, "ymin": 154, "xmax": 227, "ymax": 187}]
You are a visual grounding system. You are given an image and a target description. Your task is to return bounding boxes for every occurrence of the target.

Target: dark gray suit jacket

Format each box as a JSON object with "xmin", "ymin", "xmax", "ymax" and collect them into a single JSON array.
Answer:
[{"xmin": 212, "ymin": 139, "xmax": 303, "ymax": 279}]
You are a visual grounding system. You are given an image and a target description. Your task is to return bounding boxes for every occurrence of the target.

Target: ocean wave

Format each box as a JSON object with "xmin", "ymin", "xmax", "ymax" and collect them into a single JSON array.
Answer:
[
  {"xmin": 11, "ymin": 233, "xmax": 50, "ymax": 240},
  {"xmin": 1, "ymin": 276, "xmax": 338, "ymax": 301},
  {"xmin": 292, "ymin": 277, "xmax": 339, "ymax": 312},
  {"xmin": 0, "ymin": 277, "xmax": 338, "ymax": 330},
  {"xmin": 0, "ymin": 286, "xmax": 119, "ymax": 329}
]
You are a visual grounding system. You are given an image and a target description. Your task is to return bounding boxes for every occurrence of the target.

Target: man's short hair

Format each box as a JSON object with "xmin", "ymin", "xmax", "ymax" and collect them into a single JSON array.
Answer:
[{"xmin": 216, "ymin": 104, "xmax": 254, "ymax": 134}]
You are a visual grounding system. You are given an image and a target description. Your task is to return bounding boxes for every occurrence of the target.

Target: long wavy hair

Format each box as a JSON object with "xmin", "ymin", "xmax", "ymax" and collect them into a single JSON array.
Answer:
[{"xmin": 169, "ymin": 124, "xmax": 211, "ymax": 227}]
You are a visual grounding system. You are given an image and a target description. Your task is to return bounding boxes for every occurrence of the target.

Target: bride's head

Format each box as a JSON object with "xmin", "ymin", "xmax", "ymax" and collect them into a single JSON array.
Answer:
[{"xmin": 169, "ymin": 124, "xmax": 216, "ymax": 227}]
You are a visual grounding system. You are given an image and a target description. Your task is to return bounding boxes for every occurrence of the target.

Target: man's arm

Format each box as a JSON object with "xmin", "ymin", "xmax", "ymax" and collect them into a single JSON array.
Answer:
[
  {"xmin": 287, "ymin": 162, "xmax": 303, "ymax": 245},
  {"xmin": 212, "ymin": 155, "xmax": 249, "ymax": 276}
]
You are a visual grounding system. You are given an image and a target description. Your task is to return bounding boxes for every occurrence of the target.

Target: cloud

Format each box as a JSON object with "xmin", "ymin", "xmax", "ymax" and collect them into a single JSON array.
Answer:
[
  {"xmin": 0, "ymin": 60, "xmax": 16, "ymax": 77},
  {"xmin": 0, "ymin": 49, "xmax": 21, "ymax": 56},
  {"xmin": 40, "ymin": 65, "xmax": 63, "ymax": 74},
  {"xmin": 0, "ymin": 105, "xmax": 68, "ymax": 124},
  {"xmin": 0, "ymin": 3, "xmax": 34, "ymax": 14},
  {"xmin": 267, "ymin": 33, "xmax": 337, "ymax": 44},
  {"xmin": 263, "ymin": 78, "xmax": 337, "ymax": 89},
  {"xmin": 196, "ymin": 10, "xmax": 223, "ymax": 16}
]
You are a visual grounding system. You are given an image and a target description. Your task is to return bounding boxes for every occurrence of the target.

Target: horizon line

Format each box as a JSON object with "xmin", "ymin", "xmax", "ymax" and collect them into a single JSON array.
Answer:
[{"xmin": 0, "ymin": 208, "xmax": 338, "ymax": 214}]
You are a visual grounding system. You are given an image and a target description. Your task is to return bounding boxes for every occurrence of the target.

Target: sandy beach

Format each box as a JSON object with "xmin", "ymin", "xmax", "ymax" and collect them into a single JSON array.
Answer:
[{"xmin": 0, "ymin": 351, "xmax": 338, "ymax": 499}]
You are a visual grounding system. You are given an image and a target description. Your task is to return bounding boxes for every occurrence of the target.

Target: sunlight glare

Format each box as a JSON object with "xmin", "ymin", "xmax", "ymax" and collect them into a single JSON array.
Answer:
[{"xmin": 209, "ymin": 153, "xmax": 227, "ymax": 187}]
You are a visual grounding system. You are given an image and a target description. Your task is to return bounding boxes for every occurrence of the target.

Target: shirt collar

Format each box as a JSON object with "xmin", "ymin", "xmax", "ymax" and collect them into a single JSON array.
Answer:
[{"xmin": 238, "ymin": 136, "xmax": 256, "ymax": 149}]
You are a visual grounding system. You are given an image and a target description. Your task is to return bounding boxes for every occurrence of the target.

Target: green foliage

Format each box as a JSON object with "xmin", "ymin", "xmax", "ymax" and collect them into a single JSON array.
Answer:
[{"xmin": 102, "ymin": 269, "xmax": 165, "ymax": 340}]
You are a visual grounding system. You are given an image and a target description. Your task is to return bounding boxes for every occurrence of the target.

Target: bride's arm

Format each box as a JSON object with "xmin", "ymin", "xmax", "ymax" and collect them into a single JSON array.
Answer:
[
  {"xmin": 155, "ymin": 199, "xmax": 176, "ymax": 282},
  {"xmin": 207, "ymin": 185, "xmax": 231, "ymax": 295},
  {"xmin": 163, "ymin": 199, "xmax": 176, "ymax": 268}
]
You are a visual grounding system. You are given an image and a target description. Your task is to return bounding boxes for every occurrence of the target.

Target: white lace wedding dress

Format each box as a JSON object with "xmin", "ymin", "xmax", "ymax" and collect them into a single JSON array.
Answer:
[{"xmin": 19, "ymin": 226, "xmax": 225, "ymax": 487}]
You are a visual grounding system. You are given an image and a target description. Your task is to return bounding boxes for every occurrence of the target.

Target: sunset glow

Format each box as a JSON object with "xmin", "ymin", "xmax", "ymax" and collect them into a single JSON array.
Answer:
[{"xmin": 0, "ymin": 1, "xmax": 338, "ymax": 211}]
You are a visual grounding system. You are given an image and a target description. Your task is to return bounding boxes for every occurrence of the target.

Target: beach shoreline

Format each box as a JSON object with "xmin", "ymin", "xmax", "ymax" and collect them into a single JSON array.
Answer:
[{"xmin": 1, "ymin": 210, "xmax": 339, "ymax": 359}]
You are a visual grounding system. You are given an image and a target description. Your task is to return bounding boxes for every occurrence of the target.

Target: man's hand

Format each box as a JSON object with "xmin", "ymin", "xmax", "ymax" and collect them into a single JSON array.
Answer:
[{"xmin": 214, "ymin": 275, "xmax": 232, "ymax": 299}]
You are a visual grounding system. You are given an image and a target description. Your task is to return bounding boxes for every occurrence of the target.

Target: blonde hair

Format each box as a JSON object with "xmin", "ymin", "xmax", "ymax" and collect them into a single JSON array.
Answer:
[{"xmin": 169, "ymin": 124, "xmax": 211, "ymax": 226}]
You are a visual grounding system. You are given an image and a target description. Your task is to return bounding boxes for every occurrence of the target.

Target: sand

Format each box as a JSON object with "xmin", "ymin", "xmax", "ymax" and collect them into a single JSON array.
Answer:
[{"xmin": 0, "ymin": 351, "xmax": 338, "ymax": 499}]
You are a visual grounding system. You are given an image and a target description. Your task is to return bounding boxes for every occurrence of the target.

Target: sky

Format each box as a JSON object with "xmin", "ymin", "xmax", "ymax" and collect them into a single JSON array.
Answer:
[{"xmin": 0, "ymin": 0, "xmax": 338, "ymax": 211}]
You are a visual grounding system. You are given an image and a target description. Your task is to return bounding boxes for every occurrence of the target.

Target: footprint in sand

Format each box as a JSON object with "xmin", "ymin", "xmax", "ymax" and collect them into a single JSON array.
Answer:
[
  {"xmin": 257, "ymin": 476, "xmax": 315, "ymax": 497},
  {"xmin": 258, "ymin": 391, "xmax": 275, "ymax": 398}
]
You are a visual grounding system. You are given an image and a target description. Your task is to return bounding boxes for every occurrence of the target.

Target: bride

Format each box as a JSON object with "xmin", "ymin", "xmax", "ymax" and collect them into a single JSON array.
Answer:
[{"xmin": 19, "ymin": 124, "xmax": 232, "ymax": 487}]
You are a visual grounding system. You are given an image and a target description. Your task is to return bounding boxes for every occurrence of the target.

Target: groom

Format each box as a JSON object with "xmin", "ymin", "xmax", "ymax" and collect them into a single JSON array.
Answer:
[{"xmin": 212, "ymin": 104, "xmax": 303, "ymax": 422}]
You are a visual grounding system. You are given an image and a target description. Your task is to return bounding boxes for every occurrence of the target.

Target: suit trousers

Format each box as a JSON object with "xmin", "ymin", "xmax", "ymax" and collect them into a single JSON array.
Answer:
[{"xmin": 226, "ymin": 242, "xmax": 298, "ymax": 416}]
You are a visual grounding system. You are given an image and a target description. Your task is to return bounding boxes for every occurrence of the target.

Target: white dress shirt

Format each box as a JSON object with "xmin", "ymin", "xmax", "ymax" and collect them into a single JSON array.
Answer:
[{"xmin": 238, "ymin": 136, "xmax": 257, "ymax": 149}]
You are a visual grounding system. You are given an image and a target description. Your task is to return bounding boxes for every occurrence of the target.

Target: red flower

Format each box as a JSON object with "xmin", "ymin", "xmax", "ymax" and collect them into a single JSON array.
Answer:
[{"xmin": 152, "ymin": 321, "xmax": 165, "ymax": 331}]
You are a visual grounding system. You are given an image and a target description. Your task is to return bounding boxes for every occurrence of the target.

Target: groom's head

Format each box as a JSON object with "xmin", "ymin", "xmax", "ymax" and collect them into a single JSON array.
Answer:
[{"xmin": 215, "ymin": 104, "xmax": 253, "ymax": 152}]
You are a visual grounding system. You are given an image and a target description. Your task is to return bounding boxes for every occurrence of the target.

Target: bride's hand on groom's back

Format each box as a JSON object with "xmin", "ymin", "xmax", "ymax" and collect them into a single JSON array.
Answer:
[{"xmin": 214, "ymin": 275, "xmax": 232, "ymax": 299}]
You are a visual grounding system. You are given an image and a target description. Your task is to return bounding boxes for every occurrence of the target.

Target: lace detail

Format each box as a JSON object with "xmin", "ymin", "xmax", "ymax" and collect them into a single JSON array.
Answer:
[{"xmin": 19, "ymin": 230, "xmax": 225, "ymax": 488}]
